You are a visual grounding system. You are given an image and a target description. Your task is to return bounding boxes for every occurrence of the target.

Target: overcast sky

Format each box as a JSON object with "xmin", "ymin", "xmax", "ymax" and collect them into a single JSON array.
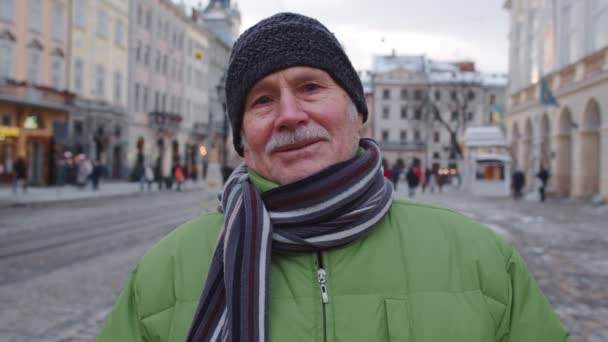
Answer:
[{"xmin": 184, "ymin": 0, "xmax": 510, "ymax": 73}]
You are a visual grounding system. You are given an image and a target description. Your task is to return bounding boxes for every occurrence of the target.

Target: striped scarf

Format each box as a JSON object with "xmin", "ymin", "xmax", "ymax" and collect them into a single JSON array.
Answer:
[{"xmin": 187, "ymin": 139, "xmax": 393, "ymax": 342}]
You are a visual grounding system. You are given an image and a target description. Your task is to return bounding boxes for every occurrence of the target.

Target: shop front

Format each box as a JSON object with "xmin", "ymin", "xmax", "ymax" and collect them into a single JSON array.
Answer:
[{"xmin": 0, "ymin": 96, "xmax": 70, "ymax": 185}]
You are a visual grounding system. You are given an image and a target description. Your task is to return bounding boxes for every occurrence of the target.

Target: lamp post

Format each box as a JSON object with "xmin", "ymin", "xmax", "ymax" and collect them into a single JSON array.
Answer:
[{"xmin": 215, "ymin": 74, "xmax": 230, "ymax": 182}]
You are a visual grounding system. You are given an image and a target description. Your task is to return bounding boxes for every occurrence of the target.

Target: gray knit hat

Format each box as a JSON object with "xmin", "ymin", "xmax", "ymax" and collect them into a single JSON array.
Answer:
[{"xmin": 225, "ymin": 12, "xmax": 368, "ymax": 156}]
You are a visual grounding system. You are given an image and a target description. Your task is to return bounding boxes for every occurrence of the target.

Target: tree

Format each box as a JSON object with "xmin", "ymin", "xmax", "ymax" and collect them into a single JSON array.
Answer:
[{"xmin": 417, "ymin": 79, "xmax": 479, "ymax": 160}]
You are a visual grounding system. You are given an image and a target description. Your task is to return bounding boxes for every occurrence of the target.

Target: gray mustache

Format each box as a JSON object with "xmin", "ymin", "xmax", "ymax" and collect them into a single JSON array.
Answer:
[{"xmin": 265, "ymin": 124, "xmax": 331, "ymax": 154}]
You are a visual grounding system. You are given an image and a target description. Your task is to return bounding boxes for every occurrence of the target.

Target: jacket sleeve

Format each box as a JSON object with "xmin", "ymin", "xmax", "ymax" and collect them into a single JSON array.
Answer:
[
  {"xmin": 499, "ymin": 246, "xmax": 570, "ymax": 342},
  {"xmin": 97, "ymin": 266, "xmax": 147, "ymax": 342}
]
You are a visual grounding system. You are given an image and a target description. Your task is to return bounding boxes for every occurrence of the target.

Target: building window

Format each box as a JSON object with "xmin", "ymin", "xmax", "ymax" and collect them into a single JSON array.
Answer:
[
  {"xmin": 467, "ymin": 112, "xmax": 474, "ymax": 121},
  {"xmin": 414, "ymin": 130, "xmax": 420, "ymax": 141},
  {"xmin": 134, "ymin": 83, "xmax": 140, "ymax": 111},
  {"xmin": 73, "ymin": 120, "xmax": 83, "ymax": 136},
  {"xmin": 382, "ymin": 89, "xmax": 390, "ymax": 99},
  {"xmin": 381, "ymin": 130, "xmax": 389, "ymax": 141},
  {"xmin": 400, "ymin": 88, "xmax": 408, "ymax": 100},
  {"xmin": 400, "ymin": 130, "xmax": 407, "ymax": 142},
  {"xmin": 73, "ymin": 59, "xmax": 83, "ymax": 93},
  {"xmin": 136, "ymin": 3, "xmax": 143, "ymax": 26},
  {"xmin": 144, "ymin": 45, "xmax": 150, "ymax": 66},
  {"xmin": 414, "ymin": 89, "xmax": 423, "ymax": 100},
  {"xmin": 154, "ymin": 91, "xmax": 160, "ymax": 110},
  {"xmin": 467, "ymin": 90, "xmax": 476, "ymax": 101},
  {"xmin": 382, "ymin": 106, "xmax": 389, "ymax": 119},
  {"xmin": 0, "ymin": 41, "xmax": 14, "ymax": 80},
  {"xmin": 51, "ymin": 57, "xmax": 63, "ymax": 89},
  {"xmin": 155, "ymin": 50, "xmax": 161, "ymax": 72},
  {"xmin": 29, "ymin": 0, "xmax": 42, "ymax": 32},
  {"xmin": 52, "ymin": 1, "xmax": 64, "ymax": 41},
  {"xmin": 142, "ymin": 86, "xmax": 149, "ymax": 112},
  {"xmin": 95, "ymin": 65, "xmax": 105, "ymax": 98},
  {"xmin": 593, "ymin": 0, "xmax": 608, "ymax": 50},
  {"xmin": 162, "ymin": 94, "xmax": 167, "ymax": 111},
  {"xmin": 27, "ymin": 49, "xmax": 40, "ymax": 84},
  {"xmin": 414, "ymin": 109, "xmax": 422, "ymax": 120},
  {"xmin": 489, "ymin": 93, "xmax": 496, "ymax": 105},
  {"xmin": 432, "ymin": 152, "xmax": 440, "ymax": 160},
  {"xmin": 114, "ymin": 71, "xmax": 122, "ymax": 103},
  {"xmin": 451, "ymin": 111, "xmax": 459, "ymax": 121},
  {"xmin": 162, "ymin": 54, "xmax": 168, "ymax": 75},
  {"xmin": 450, "ymin": 90, "xmax": 458, "ymax": 101},
  {"xmin": 73, "ymin": 0, "xmax": 85, "ymax": 28},
  {"xmin": 434, "ymin": 131, "xmax": 440, "ymax": 143},
  {"xmin": 0, "ymin": 0, "xmax": 15, "ymax": 22},
  {"xmin": 135, "ymin": 40, "xmax": 141, "ymax": 63},
  {"xmin": 2, "ymin": 113, "xmax": 12, "ymax": 126},
  {"xmin": 97, "ymin": 10, "xmax": 107, "ymax": 38},
  {"xmin": 434, "ymin": 89, "xmax": 441, "ymax": 101},
  {"xmin": 400, "ymin": 106, "xmax": 407, "ymax": 119},
  {"xmin": 562, "ymin": 2, "xmax": 584, "ymax": 65},
  {"xmin": 145, "ymin": 9, "xmax": 152, "ymax": 29},
  {"xmin": 115, "ymin": 19, "xmax": 124, "ymax": 46}
]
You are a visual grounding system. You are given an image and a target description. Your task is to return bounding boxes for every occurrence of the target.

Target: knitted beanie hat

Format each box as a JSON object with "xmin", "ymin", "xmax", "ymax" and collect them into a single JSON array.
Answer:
[{"xmin": 225, "ymin": 12, "xmax": 368, "ymax": 156}]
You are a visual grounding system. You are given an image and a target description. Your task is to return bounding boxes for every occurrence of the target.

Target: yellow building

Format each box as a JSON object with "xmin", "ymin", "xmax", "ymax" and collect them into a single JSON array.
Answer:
[
  {"xmin": 0, "ymin": 0, "xmax": 71, "ymax": 185},
  {"xmin": 68, "ymin": 0, "xmax": 129, "ymax": 178}
]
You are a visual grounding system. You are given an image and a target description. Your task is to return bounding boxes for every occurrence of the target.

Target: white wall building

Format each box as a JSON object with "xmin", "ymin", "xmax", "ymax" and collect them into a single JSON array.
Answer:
[
  {"xmin": 504, "ymin": 0, "xmax": 608, "ymax": 200},
  {"xmin": 372, "ymin": 54, "xmax": 507, "ymax": 174}
]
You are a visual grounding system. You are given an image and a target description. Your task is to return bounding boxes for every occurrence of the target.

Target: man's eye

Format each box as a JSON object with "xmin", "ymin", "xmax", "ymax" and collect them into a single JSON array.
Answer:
[
  {"xmin": 303, "ymin": 83, "xmax": 320, "ymax": 92},
  {"xmin": 254, "ymin": 96, "xmax": 271, "ymax": 105}
]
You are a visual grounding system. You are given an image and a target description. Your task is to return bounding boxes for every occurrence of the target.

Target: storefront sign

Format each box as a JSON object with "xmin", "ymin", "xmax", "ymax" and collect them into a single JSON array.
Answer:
[
  {"xmin": 24, "ymin": 114, "xmax": 42, "ymax": 129},
  {"xmin": 0, "ymin": 126, "xmax": 19, "ymax": 138}
]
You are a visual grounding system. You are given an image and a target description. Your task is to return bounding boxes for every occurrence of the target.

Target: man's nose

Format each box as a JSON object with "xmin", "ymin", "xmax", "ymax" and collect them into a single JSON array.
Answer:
[{"xmin": 275, "ymin": 88, "xmax": 309, "ymax": 130}]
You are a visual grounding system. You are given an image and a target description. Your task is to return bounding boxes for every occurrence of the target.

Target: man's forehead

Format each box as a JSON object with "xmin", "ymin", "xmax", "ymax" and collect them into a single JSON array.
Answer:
[{"xmin": 249, "ymin": 67, "xmax": 332, "ymax": 91}]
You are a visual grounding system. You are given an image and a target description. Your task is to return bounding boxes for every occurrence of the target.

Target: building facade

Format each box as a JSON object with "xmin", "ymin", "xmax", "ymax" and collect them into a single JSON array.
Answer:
[
  {"xmin": 372, "ymin": 54, "xmax": 507, "ymax": 173},
  {"xmin": 194, "ymin": 0, "xmax": 240, "ymax": 168},
  {"xmin": 504, "ymin": 0, "xmax": 608, "ymax": 200},
  {"xmin": 0, "ymin": 0, "xmax": 72, "ymax": 185},
  {"xmin": 68, "ymin": 0, "xmax": 129, "ymax": 178}
]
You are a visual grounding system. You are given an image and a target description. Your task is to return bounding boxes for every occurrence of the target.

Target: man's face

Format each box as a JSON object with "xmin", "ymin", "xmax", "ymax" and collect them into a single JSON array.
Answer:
[{"xmin": 241, "ymin": 66, "xmax": 362, "ymax": 185}]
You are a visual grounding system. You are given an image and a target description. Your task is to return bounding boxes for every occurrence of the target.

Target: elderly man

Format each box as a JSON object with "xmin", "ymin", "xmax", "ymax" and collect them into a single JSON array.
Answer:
[{"xmin": 98, "ymin": 13, "xmax": 569, "ymax": 342}]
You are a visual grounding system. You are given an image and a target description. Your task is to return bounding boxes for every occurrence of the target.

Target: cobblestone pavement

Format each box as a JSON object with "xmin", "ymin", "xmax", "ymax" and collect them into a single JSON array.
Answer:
[
  {"xmin": 399, "ymin": 186, "xmax": 608, "ymax": 342},
  {"xmin": 2, "ymin": 183, "xmax": 606, "ymax": 341},
  {"xmin": 0, "ymin": 189, "xmax": 218, "ymax": 342}
]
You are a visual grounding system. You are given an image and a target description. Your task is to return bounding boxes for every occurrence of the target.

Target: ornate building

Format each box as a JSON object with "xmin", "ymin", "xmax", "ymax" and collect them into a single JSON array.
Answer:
[{"xmin": 504, "ymin": 0, "xmax": 608, "ymax": 200}]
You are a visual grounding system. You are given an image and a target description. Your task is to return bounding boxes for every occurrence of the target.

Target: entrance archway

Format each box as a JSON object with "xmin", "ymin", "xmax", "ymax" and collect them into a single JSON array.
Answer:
[
  {"xmin": 577, "ymin": 99, "xmax": 601, "ymax": 198},
  {"xmin": 555, "ymin": 108, "xmax": 573, "ymax": 196}
]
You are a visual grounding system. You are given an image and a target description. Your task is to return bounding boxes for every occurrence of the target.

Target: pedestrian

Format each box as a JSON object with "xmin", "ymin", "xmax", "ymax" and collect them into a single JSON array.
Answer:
[
  {"xmin": 423, "ymin": 167, "xmax": 434, "ymax": 193},
  {"xmin": 90, "ymin": 160, "xmax": 102, "ymax": 191},
  {"xmin": 382, "ymin": 158, "xmax": 392, "ymax": 180},
  {"xmin": 537, "ymin": 165, "xmax": 550, "ymax": 202},
  {"xmin": 154, "ymin": 158, "xmax": 163, "ymax": 191},
  {"xmin": 391, "ymin": 158, "xmax": 404, "ymax": 190},
  {"xmin": 174, "ymin": 164, "xmax": 185, "ymax": 191},
  {"xmin": 76, "ymin": 155, "xmax": 92, "ymax": 188},
  {"xmin": 11, "ymin": 156, "xmax": 27, "ymax": 195},
  {"xmin": 405, "ymin": 166, "xmax": 420, "ymax": 198},
  {"xmin": 98, "ymin": 13, "xmax": 569, "ymax": 342},
  {"xmin": 512, "ymin": 169, "xmax": 526, "ymax": 199},
  {"xmin": 144, "ymin": 163, "xmax": 154, "ymax": 192}
]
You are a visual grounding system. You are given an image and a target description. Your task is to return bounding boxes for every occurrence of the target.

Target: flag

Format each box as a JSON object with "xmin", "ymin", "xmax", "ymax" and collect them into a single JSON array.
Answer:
[{"xmin": 540, "ymin": 78, "xmax": 559, "ymax": 106}]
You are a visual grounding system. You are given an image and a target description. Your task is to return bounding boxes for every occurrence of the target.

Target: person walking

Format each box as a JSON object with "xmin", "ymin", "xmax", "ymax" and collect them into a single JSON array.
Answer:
[
  {"xmin": 174, "ymin": 164, "xmax": 185, "ymax": 192},
  {"xmin": 391, "ymin": 158, "xmax": 404, "ymax": 190},
  {"xmin": 537, "ymin": 166, "xmax": 550, "ymax": 202},
  {"xmin": 90, "ymin": 160, "xmax": 102, "ymax": 191},
  {"xmin": 12, "ymin": 156, "xmax": 27, "ymax": 195},
  {"xmin": 405, "ymin": 166, "xmax": 420, "ymax": 198},
  {"xmin": 512, "ymin": 169, "xmax": 526, "ymax": 199},
  {"xmin": 382, "ymin": 158, "xmax": 392, "ymax": 180}
]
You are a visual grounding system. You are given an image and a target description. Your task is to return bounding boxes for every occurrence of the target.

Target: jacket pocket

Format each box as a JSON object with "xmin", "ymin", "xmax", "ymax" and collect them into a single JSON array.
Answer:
[{"xmin": 384, "ymin": 299, "xmax": 412, "ymax": 342}]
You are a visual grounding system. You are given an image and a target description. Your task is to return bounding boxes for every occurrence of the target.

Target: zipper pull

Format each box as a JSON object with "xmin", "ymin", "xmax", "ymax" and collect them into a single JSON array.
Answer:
[{"xmin": 317, "ymin": 268, "xmax": 329, "ymax": 304}]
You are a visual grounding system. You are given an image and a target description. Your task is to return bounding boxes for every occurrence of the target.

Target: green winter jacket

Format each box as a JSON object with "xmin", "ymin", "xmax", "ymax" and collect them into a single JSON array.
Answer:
[{"xmin": 98, "ymin": 172, "xmax": 570, "ymax": 342}]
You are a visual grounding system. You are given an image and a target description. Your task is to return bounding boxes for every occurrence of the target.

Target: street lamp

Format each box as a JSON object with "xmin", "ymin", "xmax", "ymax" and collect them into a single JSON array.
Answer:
[{"xmin": 215, "ymin": 74, "xmax": 230, "ymax": 182}]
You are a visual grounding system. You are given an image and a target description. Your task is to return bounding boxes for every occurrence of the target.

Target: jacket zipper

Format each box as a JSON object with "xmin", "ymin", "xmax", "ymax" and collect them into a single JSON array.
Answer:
[{"xmin": 317, "ymin": 252, "xmax": 328, "ymax": 342}]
